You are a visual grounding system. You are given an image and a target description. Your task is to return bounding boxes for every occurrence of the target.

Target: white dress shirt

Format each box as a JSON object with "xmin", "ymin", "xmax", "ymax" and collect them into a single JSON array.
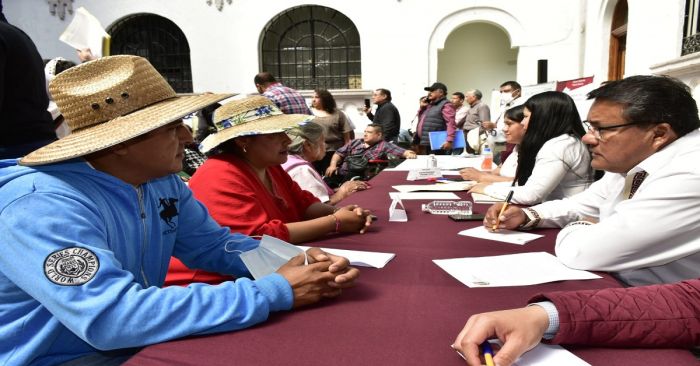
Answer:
[
  {"xmin": 484, "ymin": 134, "xmax": 592, "ymax": 204},
  {"xmin": 498, "ymin": 146, "xmax": 518, "ymax": 178},
  {"xmin": 487, "ymin": 96, "xmax": 524, "ymax": 144},
  {"xmin": 528, "ymin": 129, "xmax": 700, "ymax": 286}
]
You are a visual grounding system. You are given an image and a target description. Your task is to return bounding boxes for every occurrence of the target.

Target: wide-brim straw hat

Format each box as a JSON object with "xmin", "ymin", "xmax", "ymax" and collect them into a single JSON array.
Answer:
[
  {"xmin": 20, "ymin": 55, "xmax": 232, "ymax": 166},
  {"xmin": 198, "ymin": 95, "xmax": 311, "ymax": 154}
]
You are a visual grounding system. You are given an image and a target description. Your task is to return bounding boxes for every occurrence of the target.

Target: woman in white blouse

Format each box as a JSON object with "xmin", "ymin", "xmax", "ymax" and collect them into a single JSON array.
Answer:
[
  {"xmin": 470, "ymin": 91, "xmax": 593, "ymax": 205},
  {"xmin": 460, "ymin": 105, "xmax": 526, "ymax": 182},
  {"xmin": 282, "ymin": 121, "xmax": 367, "ymax": 205}
]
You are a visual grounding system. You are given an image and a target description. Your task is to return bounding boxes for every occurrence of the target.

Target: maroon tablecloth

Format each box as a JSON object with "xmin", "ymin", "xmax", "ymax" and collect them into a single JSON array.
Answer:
[{"xmin": 125, "ymin": 171, "xmax": 697, "ymax": 365}]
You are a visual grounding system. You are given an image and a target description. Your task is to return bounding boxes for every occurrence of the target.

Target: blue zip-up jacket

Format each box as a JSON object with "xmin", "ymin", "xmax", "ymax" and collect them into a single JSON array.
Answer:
[{"xmin": 0, "ymin": 159, "xmax": 294, "ymax": 366}]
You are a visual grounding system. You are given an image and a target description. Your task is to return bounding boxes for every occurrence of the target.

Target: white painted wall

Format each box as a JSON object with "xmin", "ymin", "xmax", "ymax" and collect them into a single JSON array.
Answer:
[
  {"xmin": 3, "ymin": 0, "xmax": 696, "ymax": 130},
  {"xmin": 625, "ymin": 0, "xmax": 685, "ymax": 76}
]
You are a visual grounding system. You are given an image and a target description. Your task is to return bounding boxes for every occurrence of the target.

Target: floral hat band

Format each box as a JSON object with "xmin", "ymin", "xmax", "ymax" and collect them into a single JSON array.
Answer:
[
  {"xmin": 214, "ymin": 104, "xmax": 283, "ymax": 131},
  {"xmin": 198, "ymin": 96, "xmax": 312, "ymax": 154}
]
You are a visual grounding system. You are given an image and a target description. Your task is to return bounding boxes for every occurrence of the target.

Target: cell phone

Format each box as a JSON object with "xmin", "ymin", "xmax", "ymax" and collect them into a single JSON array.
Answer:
[
  {"xmin": 364, "ymin": 98, "xmax": 371, "ymax": 108},
  {"xmin": 448, "ymin": 213, "xmax": 485, "ymax": 221}
]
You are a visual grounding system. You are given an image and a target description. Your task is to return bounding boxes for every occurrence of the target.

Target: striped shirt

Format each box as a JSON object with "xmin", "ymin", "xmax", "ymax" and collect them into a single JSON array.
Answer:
[{"xmin": 262, "ymin": 83, "xmax": 312, "ymax": 115}]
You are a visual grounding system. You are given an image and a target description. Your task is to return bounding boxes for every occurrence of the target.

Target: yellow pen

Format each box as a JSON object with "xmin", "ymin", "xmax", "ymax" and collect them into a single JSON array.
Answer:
[
  {"xmin": 481, "ymin": 341, "xmax": 495, "ymax": 366},
  {"xmin": 492, "ymin": 190, "xmax": 514, "ymax": 230}
]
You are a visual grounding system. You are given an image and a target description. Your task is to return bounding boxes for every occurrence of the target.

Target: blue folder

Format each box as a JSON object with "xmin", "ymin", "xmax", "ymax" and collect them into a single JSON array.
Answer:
[{"xmin": 428, "ymin": 130, "xmax": 466, "ymax": 150}]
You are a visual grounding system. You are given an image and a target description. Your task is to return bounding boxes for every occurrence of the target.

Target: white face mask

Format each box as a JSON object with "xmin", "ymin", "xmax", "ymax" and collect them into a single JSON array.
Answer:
[
  {"xmin": 238, "ymin": 235, "xmax": 307, "ymax": 279},
  {"xmin": 500, "ymin": 92, "xmax": 514, "ymax": 105}
]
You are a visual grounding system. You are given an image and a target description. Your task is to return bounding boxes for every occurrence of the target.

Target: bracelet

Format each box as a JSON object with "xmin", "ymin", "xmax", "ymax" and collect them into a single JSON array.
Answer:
[{"xmin": 329, "ymin": 214, "xmax": 340, "ymax": 233}]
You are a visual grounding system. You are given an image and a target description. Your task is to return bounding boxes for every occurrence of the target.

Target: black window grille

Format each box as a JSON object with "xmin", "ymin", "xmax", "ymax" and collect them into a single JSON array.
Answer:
[
  {"xmin": 683, "ymin": 0, "xmax": 700, "ymax": 55},
  {"xmin": 260, "ymin": 5, "xmax": 361, "ymax": 90},
  {"xmin": 107, "ymin": 14, "xmax": 193, "ymax": 93}
]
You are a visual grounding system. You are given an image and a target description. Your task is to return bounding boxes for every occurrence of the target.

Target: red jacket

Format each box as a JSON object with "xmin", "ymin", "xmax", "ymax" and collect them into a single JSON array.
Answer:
[
  {"xmin": 531, "ymin": 278, "xmax": 700, "ymax": 348},
  {"xmin": 165, "ymin": 153, "xmax": 319, "ymax": 286}
]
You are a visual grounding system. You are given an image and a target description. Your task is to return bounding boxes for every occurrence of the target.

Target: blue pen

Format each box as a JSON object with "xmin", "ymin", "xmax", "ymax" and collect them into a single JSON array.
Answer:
[{"xmin": 481, "ymin": 341, "xmax": 495, "ymax": 366}]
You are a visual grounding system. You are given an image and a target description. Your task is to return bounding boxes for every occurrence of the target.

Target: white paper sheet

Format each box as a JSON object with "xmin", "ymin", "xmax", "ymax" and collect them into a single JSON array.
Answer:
[
  {"xmin": 512, "ymin": 343, "xmax": 591, "ymax": 366},
  {"xmin": 450, "ymin": 342, "xmax": 590, "ymax": 366},
  {"xmin": 433, "ymin": 252, "xmax": 601, "ymax": 287},
  {"xmin": 389, "ymin": 192, "xmax": 460, "ymax": 200},
  {"xmin": 441, "ymin": 170, "xmax": 462, "ymax": 176},
  {"xmin": 392, "ymin": 181, "xmax": 475, "ymax": 193},
  {"xmin": 59, "ymin": 7, "xmax": 109, "ymax": 57},
  {"xmin": 458, "ymin": 226, "xmax": 543, "ymax": 245},
  {"xmin": 470, "ymin": 192, "xmax": 502, "ymax": 203},
  {"xmin": 297, "ymin": 246, "xmax": 395, "ymax": 268}
]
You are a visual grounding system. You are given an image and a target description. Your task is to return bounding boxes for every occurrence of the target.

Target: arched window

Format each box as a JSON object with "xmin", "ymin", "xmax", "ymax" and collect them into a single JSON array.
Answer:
[
  {"xmin": 108, "ymin": 14, "xmax": 193, "ymax": 93},
  {"xmin": 260, "ymin": 5, "xmax": 361, "ymax": 90}
]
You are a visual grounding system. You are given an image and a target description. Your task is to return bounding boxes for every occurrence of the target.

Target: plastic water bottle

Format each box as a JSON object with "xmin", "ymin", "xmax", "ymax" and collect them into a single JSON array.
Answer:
[
  {"xmin": 480, "ymin": 146, "xmax": 493, "ymax": 170},
  {"xmin": 428, "ymin": 154, "xmax": 438, "ymax": 169},
  {"xmin": 421, "ymin": 201, "xmax": 473, "ymax": 215}
]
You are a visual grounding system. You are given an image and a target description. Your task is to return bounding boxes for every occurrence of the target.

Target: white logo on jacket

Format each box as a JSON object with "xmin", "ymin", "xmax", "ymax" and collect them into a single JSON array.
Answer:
[{"xmin": 43, "ymin": 247, "xmax": 99, "ymax": 286}]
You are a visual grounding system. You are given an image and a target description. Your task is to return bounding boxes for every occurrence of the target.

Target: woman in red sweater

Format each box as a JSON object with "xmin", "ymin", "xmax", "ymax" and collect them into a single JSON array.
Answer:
[{"xmin": 165, "ymin": 96, "xmax": 373, "ymax": 286}]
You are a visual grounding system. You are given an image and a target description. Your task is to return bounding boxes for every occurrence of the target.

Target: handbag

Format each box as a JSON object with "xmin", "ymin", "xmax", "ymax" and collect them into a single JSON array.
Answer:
[{"xmin": 344, "ymin": 154, "xmax": 368, "ymax": 177}]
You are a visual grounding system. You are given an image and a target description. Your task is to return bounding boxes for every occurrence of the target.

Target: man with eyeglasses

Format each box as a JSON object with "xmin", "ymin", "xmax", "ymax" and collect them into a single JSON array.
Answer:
[{"xmin": 483, "ymin": 75, "xmax": 700, "ymax": 287}]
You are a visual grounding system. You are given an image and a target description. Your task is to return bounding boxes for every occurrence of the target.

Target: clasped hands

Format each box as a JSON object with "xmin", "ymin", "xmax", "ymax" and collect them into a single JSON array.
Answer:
[
  {"xmin": 276, "ymin": 247, "xmax": 360, "ymax": 308},
  {"xmin": 334, "ymin": 204, "xmax": 373, "ymax": 234}
]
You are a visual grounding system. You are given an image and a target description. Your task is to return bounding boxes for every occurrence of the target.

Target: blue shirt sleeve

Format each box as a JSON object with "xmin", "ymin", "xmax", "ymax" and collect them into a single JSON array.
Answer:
[{"xmin": 0, "ymin": 188, "xmax": 293, "ymax": 351}]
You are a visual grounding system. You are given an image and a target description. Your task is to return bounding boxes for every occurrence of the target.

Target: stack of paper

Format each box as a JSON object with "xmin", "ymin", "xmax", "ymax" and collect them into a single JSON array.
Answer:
[
  {"xmin": 297, "ymin": 246, "xmax": 395, "ymax": 268},
  {"xmin": 392, "ymin": 181, "xmax": 475, "ymax": 193},
  {"xmin": 471, "ymin": 192, "xmax": 501, "ymax": 204},
  {"xmin": 388, "ymin": 192, "xmax": 460, "ymax": 200},
  {"xmin": 433, "ymin": 252, "xmax": 601, "ymax": 287}
]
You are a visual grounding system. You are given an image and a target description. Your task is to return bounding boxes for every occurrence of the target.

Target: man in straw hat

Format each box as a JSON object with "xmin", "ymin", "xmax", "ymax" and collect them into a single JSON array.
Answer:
[{"xmin": 0, "ymin": 55, "xmax": 359, "ymax": 365}]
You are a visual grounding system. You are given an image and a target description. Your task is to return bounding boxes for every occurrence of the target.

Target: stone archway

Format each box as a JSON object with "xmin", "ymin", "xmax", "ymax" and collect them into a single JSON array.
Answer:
[{"xmin": 428, "ymin": 7, "xmax": 525, "ymax": 82}]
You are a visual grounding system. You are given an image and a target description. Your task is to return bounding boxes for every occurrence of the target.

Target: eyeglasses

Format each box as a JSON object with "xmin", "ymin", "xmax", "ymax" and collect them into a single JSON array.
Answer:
[{"xmin": 582, "ymin": 120, "xmax": 646, "ymax": 141}]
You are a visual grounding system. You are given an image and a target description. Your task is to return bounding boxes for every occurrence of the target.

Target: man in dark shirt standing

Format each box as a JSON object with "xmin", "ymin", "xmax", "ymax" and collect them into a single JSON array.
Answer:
[
  {"xmin": 0, "ymin": 20, "xmax": 58, "ymax": 159},
  {"xmin": 364, "ymin": 88, "xmax": 400, "ymax": 142}
]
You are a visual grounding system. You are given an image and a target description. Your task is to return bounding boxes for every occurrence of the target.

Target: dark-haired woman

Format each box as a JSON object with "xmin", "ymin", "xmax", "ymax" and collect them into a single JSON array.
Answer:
[
  {"xmin": 311, "ymin": 88, "xmax": 353, "ymax": 174},
  {"xmin": 470, "ymin": 91, "xmax": 593, "ymax": 204}
]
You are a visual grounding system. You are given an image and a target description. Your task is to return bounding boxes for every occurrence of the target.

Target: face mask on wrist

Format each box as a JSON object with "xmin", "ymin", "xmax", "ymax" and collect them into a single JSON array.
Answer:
[{"xmin": 238, "ymin": 235, "xmax": 307, "ymax": 279}]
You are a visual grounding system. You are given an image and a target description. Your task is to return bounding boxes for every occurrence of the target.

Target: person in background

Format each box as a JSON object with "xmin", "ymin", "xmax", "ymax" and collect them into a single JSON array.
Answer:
[
  {"xmin": 364, "ymin": 88, "xmax": 400, "ymax": 142},
  {"xmin": 326, "ymin": 124, "xmax": 417, "ymax": 184},
  {"xmin": 254, "ymin": 71, "xmax": 311, "ymax": 115},
  {"xmin": 469, "ymin": 91, "xmax": 593, "ymax": 205},
  {"xmin": 310, "ymin": 88, "xmax": 353, "ymax": 174},
  {"xmin": 463, "ymin": 89, "xmax": 491, "ymax": 154},
  {"xmin": 485, "ymin": 75, "xmax": 700, "ymax": 287},
  {"xmin": 452, "ymin": 91, "xmax": 468, "ymax": 132},
  {"xmin": 283, "ymin": 121, "xmax": 368, "ymax": 205},
  {"xmin": 0, "ymin": 0, "xmax": 6, "ymax": 23},
  {"xmin": 0, "ymin": 55, "xmax": 359, "ymax": 366},
  {"xmin": 0, "ymin": 21, "xmax": 57, "ymax": 158},
  {"xmin": 413, "ymin": 82, "xmax": 457, "ymax": 155},
  {"xmin": 460, "ymin": 105, "xmax": 524, "ymax": 183},
  {"xmin": 482, "ymin": 81, "xmax": 523, "ymax": 164},
  {"xmin": 44, "ymin": 57, "xmax": 77, "ymax": 137},
  {"xmin": 453, "ymin": 278, "xmax": 700, "ymax": 366},
  {"xmin": 166, "ymin": 96, "xmax": 372, "ymax": 286}
]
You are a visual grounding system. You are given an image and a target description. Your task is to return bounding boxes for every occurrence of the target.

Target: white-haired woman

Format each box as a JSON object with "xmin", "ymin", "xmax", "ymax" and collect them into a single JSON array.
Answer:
[{"xmin": 283, "ymin": 121, "xmax": 367, "ymax": 205}]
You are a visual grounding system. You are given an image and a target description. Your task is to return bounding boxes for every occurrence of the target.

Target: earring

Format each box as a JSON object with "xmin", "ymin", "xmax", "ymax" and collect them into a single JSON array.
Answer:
[{"xmin": 243, "ymin": 146, "xmax": 248, "ymax": 153}]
